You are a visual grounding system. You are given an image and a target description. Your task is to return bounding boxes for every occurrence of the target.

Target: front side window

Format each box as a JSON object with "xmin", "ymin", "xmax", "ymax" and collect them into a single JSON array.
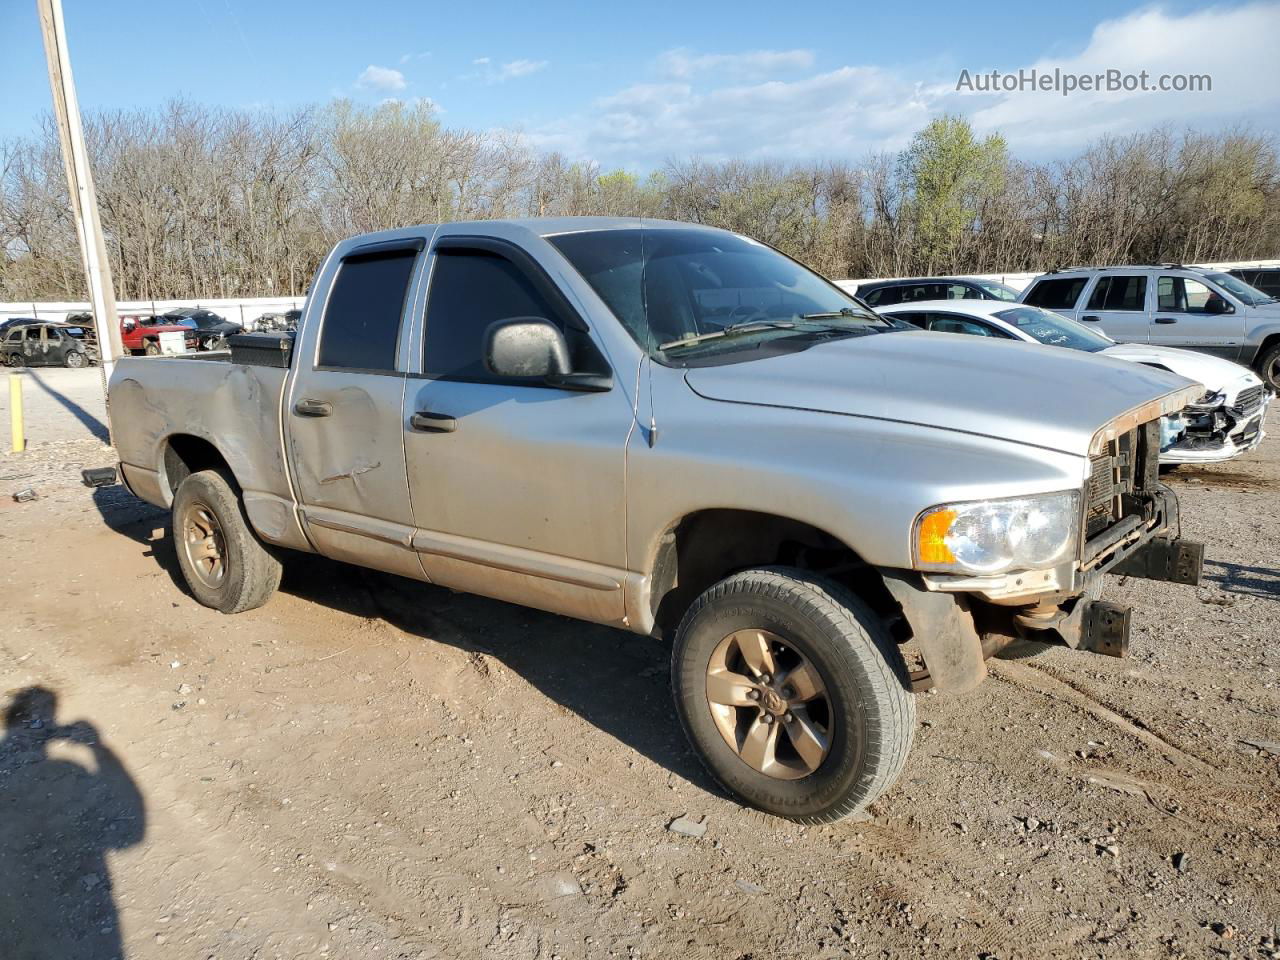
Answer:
[
  {"xmin": 1024, "ymin": 277, "xmax": 1088, "ymax": 310},
  {"xmin": 317, "ymin": 248, "xmax": 418, "ymax": 370},
  {"xmin": 993, "ymin": 306, "xmax": 1112, "ymax": 351},
  {"xmin": 1157, "ymin": 276, "xmax": 1231, "ymax": 315},
  {"xmin": 550, "ymin": 228, "xmax": 887, "ymax": 364},
  {"xmin": 423, "ymin": 248, "xmax": 566, "ymax": 380}
]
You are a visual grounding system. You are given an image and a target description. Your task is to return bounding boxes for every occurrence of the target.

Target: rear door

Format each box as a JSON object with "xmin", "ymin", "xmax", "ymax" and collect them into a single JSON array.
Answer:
[
  {"xmin": 1078, "ymin": 274, "xmax": 1150, "ymax": 343},
  {"xmin": 284, "ymin": 236, "xmax": 430, "ymax": 580},
  {"xmin": 1150, "ymin": 274, "xmax": 1247, "ymax": 359},
  {"xmin": 402, "ymin": 235, "xmax": 632, "ymax": 626}
]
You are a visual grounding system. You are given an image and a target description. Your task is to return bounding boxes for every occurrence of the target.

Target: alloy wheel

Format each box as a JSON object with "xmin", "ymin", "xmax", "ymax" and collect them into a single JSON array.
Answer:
[
  {"xmin": 705, "ymin": 629, "xmax": 833, "ymax": 780},
  {"xmin": 180, "ymin": 500, "xmax": 227, "ymax": 590}
]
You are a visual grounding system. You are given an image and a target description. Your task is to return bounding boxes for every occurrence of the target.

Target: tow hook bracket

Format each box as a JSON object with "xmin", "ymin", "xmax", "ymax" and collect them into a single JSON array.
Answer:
[
  {"xmin": 1110, "ymin": 537, "xmax": 1204, "ymax": 586},
  {"xmin": 1080, "ymin": 601, "xmax": 1131, "ymax": 658}
]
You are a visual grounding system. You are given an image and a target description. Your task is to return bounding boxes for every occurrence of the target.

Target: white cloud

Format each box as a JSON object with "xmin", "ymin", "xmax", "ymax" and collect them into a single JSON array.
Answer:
[
  {"xmin": 657, "ymin": 48, "xmax": 815, "ymax": 80},
  {"xmin": 952, "ymin": 3, "xmax": 1280, "ymax": 152},
  {"xmin": 472, "ymin": 56, "xmax": 491, "ymax": 65},
  {"xmin": 356, "ymin": 65, "xmax": 407, "ymax": 92},
  {"xmin": 399, "ymin": 51, "xmax": 431, "ymax": 65},
  {"xmin": 496, "ymin": 58, "xmax": 548, "ymax": 81},
  {"xmin": 523, "ymin": 8, "xmax": 1280, "ymax": 168}
]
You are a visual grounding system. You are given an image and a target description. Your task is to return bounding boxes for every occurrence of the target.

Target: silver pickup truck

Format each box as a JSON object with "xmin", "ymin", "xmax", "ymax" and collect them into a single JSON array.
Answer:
[{"xmin": 110, "ymin": 217, "xmax": 1205, "ymax": 823}]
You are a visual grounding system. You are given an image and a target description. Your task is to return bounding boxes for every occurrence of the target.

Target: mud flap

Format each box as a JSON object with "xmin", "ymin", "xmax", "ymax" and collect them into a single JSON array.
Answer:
[{"xmin": 879, "ymin": 569, "xmax": 987, "ymax": 694}]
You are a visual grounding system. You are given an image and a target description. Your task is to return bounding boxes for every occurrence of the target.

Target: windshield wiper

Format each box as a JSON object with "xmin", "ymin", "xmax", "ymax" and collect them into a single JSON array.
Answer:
[
  {"xmin": 797, "ymin": 307, "xmax": 863, "ymax": 321},
  {"xmin": 659, "ymin": 320, "xmax": 796, "ymax": 351}
]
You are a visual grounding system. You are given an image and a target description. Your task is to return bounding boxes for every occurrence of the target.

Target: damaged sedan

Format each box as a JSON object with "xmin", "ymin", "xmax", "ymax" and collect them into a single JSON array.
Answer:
[{"xmin": 879, "ymin": 300, "xmax": 1270, "ymax": 464}]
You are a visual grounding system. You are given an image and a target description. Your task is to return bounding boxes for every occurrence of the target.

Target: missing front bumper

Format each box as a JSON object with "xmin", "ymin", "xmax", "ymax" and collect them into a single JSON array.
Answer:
[{"xmin": 1110, "ymin": 536, "xmax": 1204, "ymax": 586}]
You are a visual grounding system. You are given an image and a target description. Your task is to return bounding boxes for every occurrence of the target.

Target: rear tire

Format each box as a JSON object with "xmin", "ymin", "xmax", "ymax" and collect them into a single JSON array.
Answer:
[
  {"xmin": 672, "ymin": 567, "xmax": 915, "ymax": 823},
  {"xmin": 172, "ymin": 469, "xmax": 282, "ymax": 613}
]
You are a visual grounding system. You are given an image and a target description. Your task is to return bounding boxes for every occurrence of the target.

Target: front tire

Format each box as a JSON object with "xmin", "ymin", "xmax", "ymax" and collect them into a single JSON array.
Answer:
[
  {"xmin": 1255, "ymin": 341, "xmax": 1280, "ymax": 392},
  {"xmin": 672, "ymin": 568, "xmax": 915, "ymax": 823},
  {"xmin": 64, "ymin": 350, "xmax": 86, "ymax": 368},
  {"xmin": 172, "ymin": 469, "xmax": 282, "ymax": 613},
  {"xmin": 144, "ymin": 341, "xmax": 161, "ymax": 356}
]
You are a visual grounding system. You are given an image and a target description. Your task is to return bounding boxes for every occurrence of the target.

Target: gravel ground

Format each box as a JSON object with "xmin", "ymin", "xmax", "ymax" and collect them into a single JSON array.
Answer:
[{"xmin": 0, "ymin": 372, "xmax": 1277, "ymax": 960}]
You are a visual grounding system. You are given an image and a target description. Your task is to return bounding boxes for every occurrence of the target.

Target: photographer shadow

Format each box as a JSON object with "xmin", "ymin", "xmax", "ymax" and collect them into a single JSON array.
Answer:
[{"xmin": 0, "ymin": 687, "xmax": 146, "ymax": 960}]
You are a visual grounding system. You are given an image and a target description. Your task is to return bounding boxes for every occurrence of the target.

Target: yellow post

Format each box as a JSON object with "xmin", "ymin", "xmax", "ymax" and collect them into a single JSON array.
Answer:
[{"xmin": 9, "ymin": 374, "xmax": 24, "ymax": 453}]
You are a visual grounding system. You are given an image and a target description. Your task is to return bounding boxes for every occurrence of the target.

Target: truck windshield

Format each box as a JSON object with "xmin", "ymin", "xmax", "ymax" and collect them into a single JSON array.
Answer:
[
  {"xmin": 1204, "ymin": 272, "xmax": 1276, "ymax": 306},
  {"xmin": 992, "ymin": 306, "xmax": 1114, "ymax": 351},
  {"xmin": 548, "ymin": 227, "xmax": 888, "ymax": 362}
]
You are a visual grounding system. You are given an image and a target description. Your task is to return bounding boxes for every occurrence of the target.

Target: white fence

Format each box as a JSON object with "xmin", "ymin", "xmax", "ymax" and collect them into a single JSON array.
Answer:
[
  {"xmin": 0, "ymin": 295, "xmax": 305, "ymax": 329},
  {"xmin": 5, "ymin": 257, "xmax": 1277, "ymax": 323}
]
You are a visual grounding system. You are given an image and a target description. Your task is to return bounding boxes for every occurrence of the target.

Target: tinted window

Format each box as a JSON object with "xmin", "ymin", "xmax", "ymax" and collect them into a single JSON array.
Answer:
[
  {"xmin": 317, "ymin": 248, "xmax": 417, "ymax": 370},
  {"xmin": 1024, "ymin": 277, "xmax": 1087, "ymax": 309},
  {"xmin": 423, "ymin": 249, "xmax": 564, "ymax": 379},
  {"xmin": 1087, "ymin": 275, "xmax": 1146, "ymax": 311},
  {"xmin": 861, "ymin": 287, "xmax": 885, "ymax": 306}
]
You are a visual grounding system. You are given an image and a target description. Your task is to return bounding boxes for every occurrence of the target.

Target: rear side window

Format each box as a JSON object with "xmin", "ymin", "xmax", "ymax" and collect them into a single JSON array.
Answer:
[
  {"xmin": 1024, "ymin": 277, "xmax": 1087, "ymax": 310},
  {"xmin": 423, "ymin": 249, "xmax": 564, "ymax": 379},
  {"xmin": 317, "ymin": 248, "xmax": 418, "ymax": 371},
  {"xmin": 1087, "ymin": 275, "xmax": 1147, "ymax": 311},
  {"xmin": 860, "ymin": 287, "xmax": 885, "ymax": 306}
]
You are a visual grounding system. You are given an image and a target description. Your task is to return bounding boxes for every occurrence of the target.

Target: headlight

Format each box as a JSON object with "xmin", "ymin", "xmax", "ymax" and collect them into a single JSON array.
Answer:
[{"xmin": 913, "ymin": 491, "xmax": 1080, "ymax": 575}]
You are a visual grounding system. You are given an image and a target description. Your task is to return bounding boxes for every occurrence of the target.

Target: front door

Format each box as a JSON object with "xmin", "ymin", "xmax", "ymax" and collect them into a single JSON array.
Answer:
[
  {"xmin": 1150, "ymin": 274, "xmax": 1247, "ymax": 360},
  {"xmin": 1078, "ymin": 275, "xmax": 1150, "ymax": 343},
  {"xmin": 285, "ymin": 239, "xmax": 427, "ymax": 579},
  {"xmin": 402, "ymin": 239, "xmax": 633, "ymax": 626}
]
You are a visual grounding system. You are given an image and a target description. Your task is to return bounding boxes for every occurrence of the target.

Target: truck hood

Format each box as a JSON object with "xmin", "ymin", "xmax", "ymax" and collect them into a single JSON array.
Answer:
[
  {"xmin": 683, "ymin": 330, "xmax": 1199, "ymax": 457},
  {"xmin": 1098, "ymin": 343, "xmax": 1259, "ymax": 394}
]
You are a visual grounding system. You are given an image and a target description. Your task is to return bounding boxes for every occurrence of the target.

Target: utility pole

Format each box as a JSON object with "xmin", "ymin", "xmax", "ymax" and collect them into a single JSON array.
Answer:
[{"xmin": 36, "ymin": 0, "xmax": 124, "ymax": 438}]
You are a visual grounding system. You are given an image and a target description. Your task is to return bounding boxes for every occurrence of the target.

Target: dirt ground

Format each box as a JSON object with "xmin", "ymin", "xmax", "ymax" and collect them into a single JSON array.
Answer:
[{"xmin": 1, "ymin": 369, "xmax": 1278, "ymax": 960}]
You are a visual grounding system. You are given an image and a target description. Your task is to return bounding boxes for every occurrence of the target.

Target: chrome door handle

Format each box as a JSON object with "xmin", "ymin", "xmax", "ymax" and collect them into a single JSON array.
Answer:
[
  {"xmin": 1154, "ymin": 317, "xmax": 1178, "ymax": 325},
  {"xmin": 294, "ymin": 398, "xmax": 332, "ymax": 417},
  {"xmin": 410, "ymin": 411, "xmax": 457, "ymax": 433}
]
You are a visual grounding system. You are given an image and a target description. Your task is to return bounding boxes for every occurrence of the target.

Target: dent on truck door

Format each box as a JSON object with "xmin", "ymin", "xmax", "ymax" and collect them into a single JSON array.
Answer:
[
  {"xmin": 285, "ymin": 241, "xmax": 426, "ymax": 580},
  {"xmin": 403, "ymin": 243, "xmax": 631, "ymax": 626}
]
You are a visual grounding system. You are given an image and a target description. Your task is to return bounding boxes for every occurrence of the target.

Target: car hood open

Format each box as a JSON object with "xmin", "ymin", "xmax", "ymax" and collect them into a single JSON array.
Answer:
[{"xmin": 683, "ymin": 330, "xmax": 1200, "ymax": 456}]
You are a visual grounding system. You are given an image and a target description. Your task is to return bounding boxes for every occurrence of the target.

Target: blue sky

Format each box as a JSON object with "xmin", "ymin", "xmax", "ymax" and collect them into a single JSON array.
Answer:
[{"xmin": 3, "ymin": 0, "xmax": 1278, "ymax": 169}]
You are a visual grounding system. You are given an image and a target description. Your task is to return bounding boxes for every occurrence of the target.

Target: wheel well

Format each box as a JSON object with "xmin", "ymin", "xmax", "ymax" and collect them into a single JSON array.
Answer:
[
  {"xmin": 1255, "ymin": 333, "xmax": 1280, "ymax": 367},
  {"xmin": 162, "ymin": 434, "xmax": 232, "ymax": 496},
  {"xmin": 649, "ymin": 509, "xmax": 897, "ymax": 636}
]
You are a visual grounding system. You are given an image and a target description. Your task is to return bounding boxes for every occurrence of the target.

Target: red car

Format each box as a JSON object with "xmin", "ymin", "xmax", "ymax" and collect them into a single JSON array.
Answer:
[{"xmin": 119, "ymin": 314, "xmax": 197, "ymax": 355}]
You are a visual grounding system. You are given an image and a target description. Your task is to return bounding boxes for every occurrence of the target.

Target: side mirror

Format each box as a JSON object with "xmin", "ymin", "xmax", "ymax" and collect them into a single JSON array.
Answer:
[
  {"xmin": 123, "ymin": 319, "xmax": 136, "ymax": 331},
  {"xmin": 484, "ymin": 318, "xmax": 571, "ymax": 378},
  {"xmin": 1205, "ymin": 297, "xmax": 1232, "ymax": 315}
]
